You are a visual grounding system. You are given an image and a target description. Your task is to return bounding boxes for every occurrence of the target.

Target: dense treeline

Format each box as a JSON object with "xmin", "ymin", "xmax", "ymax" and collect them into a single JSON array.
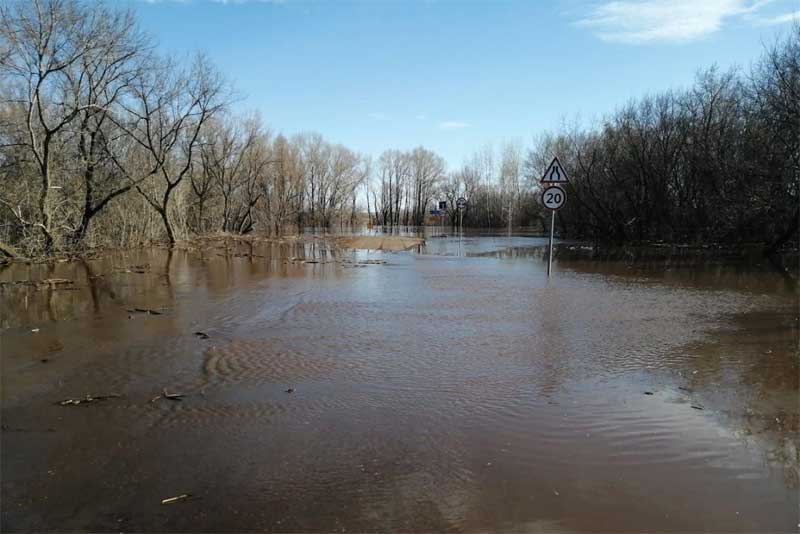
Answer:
[
  {"xmin": 0, "ymin": 0, "xmax": 797, "ymax": 258},
  {"xmin": 529, "ymin": 26, "xmax": 799, "ymax": 252}
]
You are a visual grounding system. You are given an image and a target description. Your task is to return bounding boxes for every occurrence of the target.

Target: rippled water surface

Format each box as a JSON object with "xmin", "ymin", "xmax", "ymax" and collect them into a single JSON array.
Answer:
[{"xmin": 2, "ymin": 234, "xmax": 798, "ymax": 532}]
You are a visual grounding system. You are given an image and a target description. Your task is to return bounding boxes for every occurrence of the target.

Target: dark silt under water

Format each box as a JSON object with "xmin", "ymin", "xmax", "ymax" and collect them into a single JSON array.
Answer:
[{"xmin": 1, "ymin": 233, "xmax": 798, "ymax": 532}]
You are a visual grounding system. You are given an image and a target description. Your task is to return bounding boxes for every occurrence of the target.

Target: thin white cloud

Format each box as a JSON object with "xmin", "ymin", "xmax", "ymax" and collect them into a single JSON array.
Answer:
[
  {"xmin": 575, "ymin": 0, "xmax": 773, "ymax": 44},
  {"xmin": 368, "ymin": 112, "xmax": 391, "ymax": 121},
  {"xmin": 439, "ymin": 121, "xmax": 470, "ymax": 130},
  {"xmin": 755, "ymin": 10, "xmax": 799, "ymax": 24}
]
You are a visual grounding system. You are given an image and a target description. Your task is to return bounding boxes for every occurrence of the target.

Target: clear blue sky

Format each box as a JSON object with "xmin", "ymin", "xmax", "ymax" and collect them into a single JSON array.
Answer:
[{"xmin": 128, "ymin": 0, "xmax": 798, "ymax": 168}]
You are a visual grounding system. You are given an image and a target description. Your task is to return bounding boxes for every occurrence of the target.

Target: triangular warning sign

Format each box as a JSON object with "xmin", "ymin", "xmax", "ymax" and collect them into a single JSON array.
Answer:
[{"xmin": 540, "ymin": 157, "xmax": 569, "ymax": 185}]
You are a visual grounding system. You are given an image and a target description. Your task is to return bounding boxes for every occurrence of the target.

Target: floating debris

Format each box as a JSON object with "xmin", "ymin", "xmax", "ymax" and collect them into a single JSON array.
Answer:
[
  {"xmin": 121, "ymin": 263, "xmax": 150, "ymax": 274},
  {"xmin": 58, "ymin": 394, "xmax": 120, "ymax": 406},
  {"xmin": 643, "ymin": 391, "xmax": 654, "ymax": 395},
  {"xmin": 126, "ymin": 308, "xmax": 166, "ymax": 315},
  {"xmin": 43, "ymin": 278, "xmax": 73, "ymax": 285},
  {"xmin": 691, "ymin": 405, "xmax": 704, "ymax": 411},
  {"xmin": 162, "ymin": 389, "xmax": 184, "ymax": 400},
  {"xmin": 152, "ymin": 389, "xmax": 185, "ymax": 402},
  {"xmin": 194, "ymin": 331, "xmax": 210, "ymax": 339},
  {"xmin": 161, "ymin": 494, "xmax": 191, "ymax": 504},
  {"xmin": 285, "ymin": 388, "xmax": 295, "ymax": 394}
]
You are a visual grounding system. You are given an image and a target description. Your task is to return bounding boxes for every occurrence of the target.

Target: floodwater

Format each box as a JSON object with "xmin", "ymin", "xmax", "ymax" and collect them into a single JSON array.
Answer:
[{"xmin": 1, "ymin": 233, "xmax": 798, "ymax": 532}]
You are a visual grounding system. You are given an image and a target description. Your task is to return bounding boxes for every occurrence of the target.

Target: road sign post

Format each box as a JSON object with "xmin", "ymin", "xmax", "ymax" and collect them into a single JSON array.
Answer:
[
  {"xmin": 540, "ymin": 158, "xmax": 569, "ymax": 277},
  {"xmin": 456, "ymin": 197, "xmax": 467, "ymax": 239},
  {"xmin": 548, "ymin": 210, "xmax": 555, "ymax": 276}
]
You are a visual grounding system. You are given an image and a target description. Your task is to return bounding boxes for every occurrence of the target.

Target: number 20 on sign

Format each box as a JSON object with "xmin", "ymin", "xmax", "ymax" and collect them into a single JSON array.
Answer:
[{"xmin": 542, "ymin": 186, "xmax": 566, "ymax": 210}]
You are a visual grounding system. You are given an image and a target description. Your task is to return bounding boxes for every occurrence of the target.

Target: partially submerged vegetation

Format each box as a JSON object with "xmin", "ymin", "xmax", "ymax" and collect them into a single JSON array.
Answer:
[{"xmin": 0, "ymin": 0, "xmax": 796, "ymax": 260}]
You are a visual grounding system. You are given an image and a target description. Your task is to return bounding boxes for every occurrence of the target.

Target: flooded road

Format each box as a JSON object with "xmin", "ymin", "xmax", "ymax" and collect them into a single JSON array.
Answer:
[{"xmin": 2, "ymin": 234, "xmax": 798, "ymax": 532}]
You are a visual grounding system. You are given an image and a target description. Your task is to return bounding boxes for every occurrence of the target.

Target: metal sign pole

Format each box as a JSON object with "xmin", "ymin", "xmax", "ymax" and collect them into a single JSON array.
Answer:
[
  {"xmin": 547, "ymin": 210, "xmax": 555, "ymax": 277},
  {"xmin": 455, "ymin": 197, "xmax": 467, "ymax": 254},
  {"xmin": 540, "ymin": 157, "xmax": 569, "ymax": 277}
]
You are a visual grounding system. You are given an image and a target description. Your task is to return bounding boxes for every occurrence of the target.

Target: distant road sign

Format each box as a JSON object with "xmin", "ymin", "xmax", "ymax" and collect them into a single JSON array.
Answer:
[
  {"xmin": 456, "ymin": 197, "xmax": 467, "ymax": 210},
  {"xmin": 438, "ymin": 201, "xmax": 447, "ymax": 210},
  {"xmin": 542, "ymin": 186, "xmax": 566, "ymax": 210},
  {"xmin": 540, "ymin": 157, "xmax": 570, "ymax": 185},
  {"xmin": 430, "ymin": 210, "xmax": 441, "ymax": 215}
]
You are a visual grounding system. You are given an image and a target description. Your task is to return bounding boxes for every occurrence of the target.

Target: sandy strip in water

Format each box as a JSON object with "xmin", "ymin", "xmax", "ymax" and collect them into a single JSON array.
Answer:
[{"xmin": 336, "ymin": 235, "xmax": 424, "ymax": 251}]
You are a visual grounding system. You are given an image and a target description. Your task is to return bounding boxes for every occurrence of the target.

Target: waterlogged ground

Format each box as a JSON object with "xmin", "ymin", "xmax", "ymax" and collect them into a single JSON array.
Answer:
[{"xmin": 1, "ymin": 233, "xmax": 798, "ymax": 532}]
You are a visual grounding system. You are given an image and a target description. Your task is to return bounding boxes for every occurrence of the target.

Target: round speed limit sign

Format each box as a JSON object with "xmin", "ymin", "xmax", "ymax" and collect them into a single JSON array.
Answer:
[{"xmin": 542, "ymin": 186, "xmax": 566, "ymax": 210}]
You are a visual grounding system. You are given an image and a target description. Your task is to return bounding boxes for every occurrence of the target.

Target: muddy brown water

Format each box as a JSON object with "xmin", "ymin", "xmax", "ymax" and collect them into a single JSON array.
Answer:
[{"xmin": 1, "ymin": 235, "xmax": 798, "ymax": 532}]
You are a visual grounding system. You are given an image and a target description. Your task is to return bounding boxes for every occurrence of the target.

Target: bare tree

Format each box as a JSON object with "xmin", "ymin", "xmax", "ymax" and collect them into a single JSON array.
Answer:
[
  {"xmin": 117, "ymin": 53, "xmax": 226, "ymax": 243},
  {"xmin": 0, "ymin": 0, "xmax": 145, "ymax": 251},
  {"xmin": 408, "ymin": 147, "xmax": 445, "ymax": 226},
  {"xmin": 262, "ymin": 133, "xmax": 302, "ymax": 235},
  {"xmin": 499, "ymin": 141, "xmax": 523, "ymax": 233},
  {"xmin": 230, "ymin": 117, "xmax": 273, "ymax": 234},
  {"xmin": 199, "ymin": 116, "xmax": 257, "ymax": 233}
]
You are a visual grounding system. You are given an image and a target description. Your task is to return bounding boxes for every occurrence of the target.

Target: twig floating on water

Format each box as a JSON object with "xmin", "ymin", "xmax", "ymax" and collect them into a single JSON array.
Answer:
[
  {"xmin": 58, "ymin": 394, "xmax": 120, "ymax": 406},
  {"xmin": 126, "ymin": 308, "xmax": 167, "ymax": 315},
  {"xmin": 162, "ymin": 389, "xmax": 184, "ymax": 400},
  {"xmin": 161, "ymin": 494, "xmax": 191, "ymax": 504}
]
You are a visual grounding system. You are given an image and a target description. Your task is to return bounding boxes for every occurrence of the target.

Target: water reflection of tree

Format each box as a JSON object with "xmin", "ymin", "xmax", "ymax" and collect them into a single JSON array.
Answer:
[
  {"xmin": 556, "ymin": 245, "xmax": 798, "ymax": 294},
  {"xmin": 80, "ymin": 259, "xmax": 119, "ymax": 314}
]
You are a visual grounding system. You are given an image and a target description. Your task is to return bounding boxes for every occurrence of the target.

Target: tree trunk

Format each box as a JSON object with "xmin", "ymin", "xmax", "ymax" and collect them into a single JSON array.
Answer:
[
  {"xmin": 0, "ymin": 240, "xmax": 22, "ymax": 258},
  {"xmin": 39, "ymin": 162, "xmax": 54, "ymax": 253},
  {"xmin": 159, "ymin": 208, "xmax": 175, "ymax": 244},
  {"xmin": 765, "ymin": 207, "xmax": 799, "ymax": 256}
]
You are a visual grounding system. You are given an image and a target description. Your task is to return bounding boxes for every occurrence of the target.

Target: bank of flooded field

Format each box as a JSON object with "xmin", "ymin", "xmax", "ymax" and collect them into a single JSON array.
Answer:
[{"xmin": 1, "ymin": 233, "xmax": 797, "ymax": 532}]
